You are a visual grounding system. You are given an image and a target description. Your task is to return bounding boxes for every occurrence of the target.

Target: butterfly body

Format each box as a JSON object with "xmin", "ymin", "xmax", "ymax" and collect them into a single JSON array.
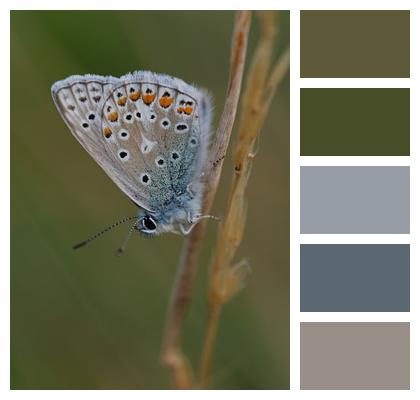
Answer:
[{"xmin": 51, "ymin": 71, "xmax": 212, "ymax": 236}]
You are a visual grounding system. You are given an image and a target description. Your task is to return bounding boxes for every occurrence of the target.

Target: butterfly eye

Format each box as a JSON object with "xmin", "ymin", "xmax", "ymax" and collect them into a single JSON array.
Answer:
[{"xmin": 141, "ymin": 216, "xmax": 157, "ymax": 232}]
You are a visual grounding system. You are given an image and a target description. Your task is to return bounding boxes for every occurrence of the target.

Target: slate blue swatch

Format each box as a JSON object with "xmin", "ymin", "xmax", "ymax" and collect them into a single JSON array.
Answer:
[{"xmin": 300, "ymin": 244, "xmax": 410, "ymax": 312}]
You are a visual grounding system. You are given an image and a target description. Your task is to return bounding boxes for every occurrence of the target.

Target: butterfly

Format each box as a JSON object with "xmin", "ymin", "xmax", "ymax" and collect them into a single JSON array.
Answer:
[{"xmin": 51, "ymin": 71, "xmax": 213, "ymax": 247}]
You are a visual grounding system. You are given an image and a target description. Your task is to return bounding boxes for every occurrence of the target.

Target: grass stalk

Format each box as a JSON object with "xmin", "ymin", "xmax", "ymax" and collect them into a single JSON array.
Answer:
[
  {"xmin": 160, "ymin": 11, "xmax": 251, "ymax": 389},
  {"xmin": 198, "ymin": 11, "xmax": 290, "ymax": 388}
]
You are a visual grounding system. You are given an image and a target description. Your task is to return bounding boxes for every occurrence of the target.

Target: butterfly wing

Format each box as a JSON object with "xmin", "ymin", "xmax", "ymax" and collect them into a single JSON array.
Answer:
[
  {"xmin": 52, "ymin": 72, "xmax": 212, "ymax": 213},
  {"xmin": 99, "ymin": 71, "xmax": 212, "ymax": 212},
  {"xmin": 52, "ymin": 74, "xmax": 152, "ymax": 209}
]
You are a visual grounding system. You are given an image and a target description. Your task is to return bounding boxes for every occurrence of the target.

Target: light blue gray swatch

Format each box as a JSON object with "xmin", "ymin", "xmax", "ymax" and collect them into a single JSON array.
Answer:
[
  {"xmin": 300, "ymin": 166, "xmax": 410, "ymax": 233},
  {"xmin": 300, "ymin": 244, "xmax": 410, "ymax": 312}
]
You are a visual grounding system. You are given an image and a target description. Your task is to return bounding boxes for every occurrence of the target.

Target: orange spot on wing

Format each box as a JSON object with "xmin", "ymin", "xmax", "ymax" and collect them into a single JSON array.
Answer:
[
  {"xmin": 143, "ymin": 93, "xmax": 155, "ymax": 105},
  {"xmin": 176, "ymin": 105, "xmax": 193, "ymax": 115},
  {"xmin": 184, "ymin": 106, "xmax": 193, "ymax": 115},
  {"xmin": 117, "ymin": 96, "xmax": 127, "ymax": 106},
  {"xmin": 103, "ymin": 127, "xmax": 112, "ymax": 138},
  {"xmin": 107, "ymin": 111, "xmax": 118, "ymax": 122},
  {"xmin": 129, "ymin": 92, "xmax": 141, "ymax": 101},
  {"xmin": 159, "ymin": 96, "xmax": 173, "ymax": 108}
]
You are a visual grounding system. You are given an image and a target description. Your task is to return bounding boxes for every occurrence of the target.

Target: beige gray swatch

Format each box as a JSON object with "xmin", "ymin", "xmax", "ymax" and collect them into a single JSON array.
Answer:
[{"xmin": 301, "ymin": 322, "xmax": 410, "ymax": 389}]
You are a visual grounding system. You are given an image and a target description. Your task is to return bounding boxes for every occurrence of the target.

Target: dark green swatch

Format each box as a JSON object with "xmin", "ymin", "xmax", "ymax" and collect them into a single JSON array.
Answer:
[
  {"xmin": 300, "ymin": 10, "xmax": 410, "ymax": 78},
  {"xmin": 301, "ymin": 88, "xmax": 410, "ymax": 156}
]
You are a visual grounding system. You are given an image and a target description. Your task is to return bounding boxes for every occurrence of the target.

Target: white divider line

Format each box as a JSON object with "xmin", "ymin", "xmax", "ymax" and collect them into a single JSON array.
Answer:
[
  {"xmin": 300, "ymin": 313, "xmax": 411, "ymax": 323},
  {"xmin": 289, "ymin": 5, "xmax": 301, "ymax": 392},
  {"xmin": 300, "ymin": 234, "xmax": 411, "ymax": 244},
  {"xmin": 300, "ymin": 157, "xmax": 411, "ymax": 167},
  {"xmin": 300, "ymin": 78, "xmax": 410, "ymax": 88}
]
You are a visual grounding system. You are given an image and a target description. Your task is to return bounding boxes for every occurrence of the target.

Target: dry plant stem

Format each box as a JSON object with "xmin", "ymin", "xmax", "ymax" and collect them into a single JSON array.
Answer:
[
  {"xmin": 199, "ymin": 11, "xmax": 290, "ymax": 388},
  {"xmin": 160, "ymin": 10, "xmax": 251, "ymax": 389}
]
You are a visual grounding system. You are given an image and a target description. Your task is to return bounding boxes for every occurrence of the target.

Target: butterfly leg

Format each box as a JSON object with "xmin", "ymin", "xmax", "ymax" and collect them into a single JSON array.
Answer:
[
  {"xmin": 187, "ymin": 212, "xmax": 220, "ymax": 224},
  {"xmin": 179, "ymin": 214, "xmax": 220, "ymax": 235},
  {"xmin": 179, "ymin": 223, "xmax": 195, "ymax": 235}
]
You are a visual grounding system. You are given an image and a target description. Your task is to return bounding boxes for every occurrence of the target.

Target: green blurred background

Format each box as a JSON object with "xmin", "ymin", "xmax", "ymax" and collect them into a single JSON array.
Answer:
[{"xmin": 11, "ymin": 11, "xmax": 289, "ymax": 389}]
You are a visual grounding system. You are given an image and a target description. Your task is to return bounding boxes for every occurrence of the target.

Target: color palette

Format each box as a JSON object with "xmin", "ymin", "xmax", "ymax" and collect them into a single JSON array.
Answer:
[
  {"xmin": 301, "ymin": 166, "xmax": 410, "ymax": 234},
  {"xmin": 300, "ymin": 323, "xmax": 410, "ymax": 389},
  {"xmin": 300, "ymin": 10, "xmax": 410, "ymax": 78},
  {"xmin": 301, "ymin": 244, "xmax": 410, "ymax": 312},
  {"xmin": 299, "ymin": 9, "xmax": 410, "ymax": 390},
  {"xmin": 300, "ymin": 88, "xmax": 410, "ymax": 156}
]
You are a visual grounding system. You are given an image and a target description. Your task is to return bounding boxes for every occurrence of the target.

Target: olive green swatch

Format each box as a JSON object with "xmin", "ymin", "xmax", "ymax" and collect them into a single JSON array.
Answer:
[
  {"xmin": 301, "ymin": 88, "xmax": 410, "ymax": 156},
  {"xmin": 300, "ymin": 10, "xmax": 410, "ymax": 78}
]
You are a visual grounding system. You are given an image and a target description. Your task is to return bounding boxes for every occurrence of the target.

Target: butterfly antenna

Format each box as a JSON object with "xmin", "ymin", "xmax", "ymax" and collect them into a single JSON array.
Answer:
[
  {"xmin": 72, "ymin": 216, "xmax": 138, "ymax": 250},
  {"xmin": 115, "ymin": 220, "xmax": 139, "ymax": 257}
]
